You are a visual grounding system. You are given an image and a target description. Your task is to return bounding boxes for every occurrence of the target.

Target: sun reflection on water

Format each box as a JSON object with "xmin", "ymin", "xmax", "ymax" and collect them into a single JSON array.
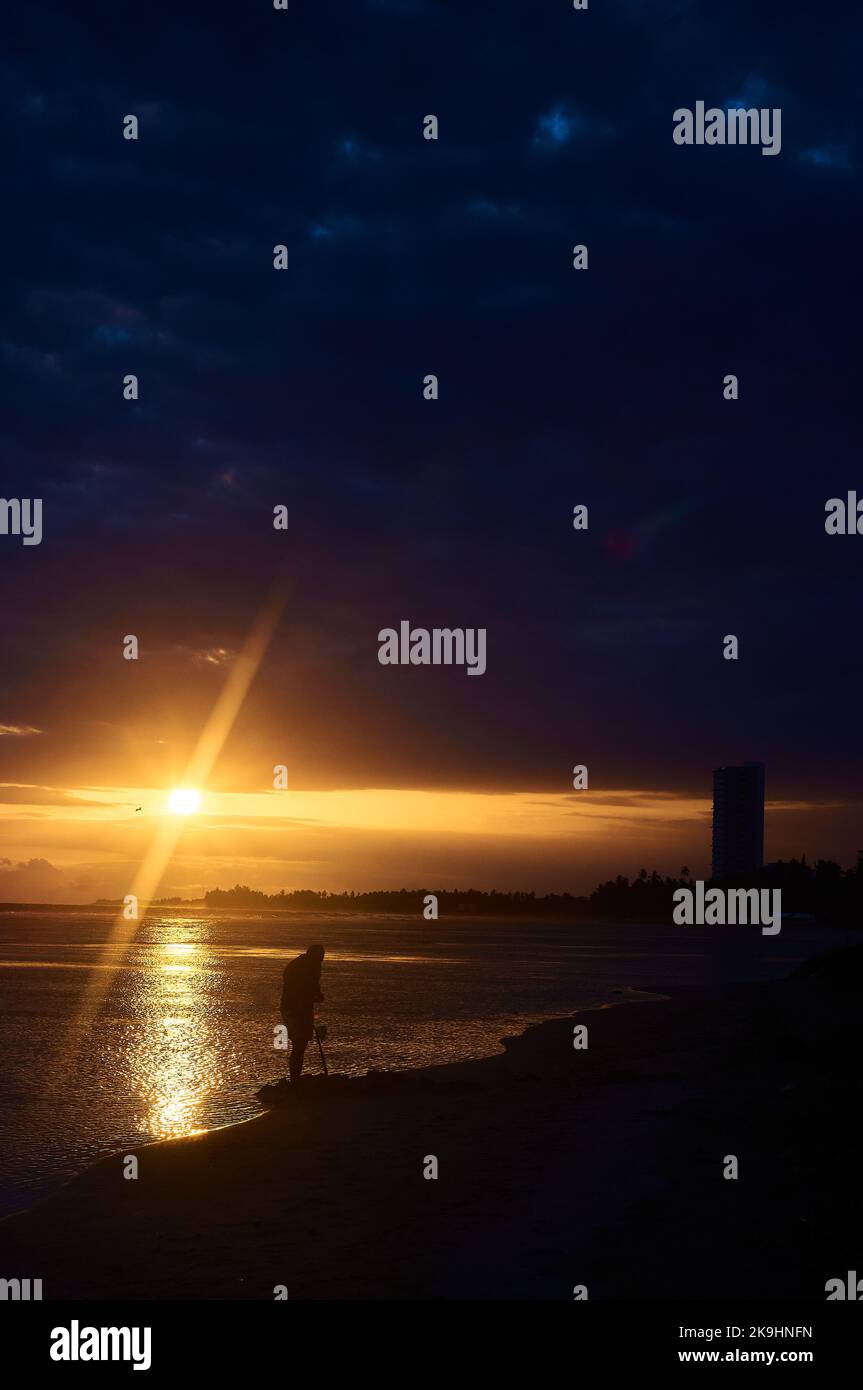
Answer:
[{"xmin": 126, "ymin": 940, "xmax": 224, "ymax": 1140}]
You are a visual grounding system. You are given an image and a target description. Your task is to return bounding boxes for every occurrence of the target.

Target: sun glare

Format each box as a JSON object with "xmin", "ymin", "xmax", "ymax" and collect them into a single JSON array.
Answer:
[{"xmin": 168, "ymin": 788, "xmax": 202, "ymax": 815}]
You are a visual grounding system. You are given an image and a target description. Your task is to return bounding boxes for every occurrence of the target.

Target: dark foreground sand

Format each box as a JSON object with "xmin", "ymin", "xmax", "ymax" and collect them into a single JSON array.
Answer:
[{"xmin": 3, "ymin": 951, "xmax": 860, "ymax": 1300}]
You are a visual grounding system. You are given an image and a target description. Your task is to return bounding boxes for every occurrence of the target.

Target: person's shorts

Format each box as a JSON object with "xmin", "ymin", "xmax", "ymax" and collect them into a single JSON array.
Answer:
[{"xmin": 284, "ymin": 1012, "xmax": 313, "ymax": 1044}]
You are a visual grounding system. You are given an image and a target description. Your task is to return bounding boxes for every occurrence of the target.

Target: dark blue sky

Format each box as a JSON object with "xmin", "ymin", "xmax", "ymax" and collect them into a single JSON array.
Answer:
[{"xmin": 2, "ymin": 0, "xmax": 861, "ymax": 828}]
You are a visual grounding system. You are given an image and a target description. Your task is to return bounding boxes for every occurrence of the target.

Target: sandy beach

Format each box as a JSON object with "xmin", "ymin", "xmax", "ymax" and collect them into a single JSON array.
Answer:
[{"xmin": 2, "ymin": 951, "xmax": 859, "ymax": 1301}]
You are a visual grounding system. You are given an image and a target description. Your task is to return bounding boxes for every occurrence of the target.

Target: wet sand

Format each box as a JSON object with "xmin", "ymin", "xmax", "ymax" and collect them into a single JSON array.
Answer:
[{"xmin": 2, "ymin": 958, "xmax": 859, "ymax": 1300}]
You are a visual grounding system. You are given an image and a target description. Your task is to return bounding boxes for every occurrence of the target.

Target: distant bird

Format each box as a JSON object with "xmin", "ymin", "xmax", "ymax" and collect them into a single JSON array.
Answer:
[{"xmin": 135, "ymin": 806, "xmax": 142, "ymax": 813}]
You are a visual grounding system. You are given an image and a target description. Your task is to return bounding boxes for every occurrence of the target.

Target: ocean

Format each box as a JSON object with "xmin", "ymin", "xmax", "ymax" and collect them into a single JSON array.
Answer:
[{"xmin": 0, "ymin": 907, "xmax": 846, "ymax": 1217}]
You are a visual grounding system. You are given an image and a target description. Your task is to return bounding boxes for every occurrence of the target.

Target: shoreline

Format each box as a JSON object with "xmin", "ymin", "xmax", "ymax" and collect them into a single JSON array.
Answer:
[
  {"xmin": 3, "ymin": 954, "xmax": 860, "ymax": 1299},
  {"xmin": 2, "ymin": 988, "xmax": 650, "ymax": 1224}
]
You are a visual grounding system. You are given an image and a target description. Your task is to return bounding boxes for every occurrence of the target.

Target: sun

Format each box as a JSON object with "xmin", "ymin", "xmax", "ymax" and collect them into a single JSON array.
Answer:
[{"xmin": 167, "ymin": 788, "xmax": 202, "ymax": 815}]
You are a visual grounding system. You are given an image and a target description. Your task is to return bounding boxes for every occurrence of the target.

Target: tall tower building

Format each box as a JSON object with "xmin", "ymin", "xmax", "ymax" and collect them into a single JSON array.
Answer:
[{"xmin": 711, "ymin": 763, "xmax": 765, "ymax": 881}]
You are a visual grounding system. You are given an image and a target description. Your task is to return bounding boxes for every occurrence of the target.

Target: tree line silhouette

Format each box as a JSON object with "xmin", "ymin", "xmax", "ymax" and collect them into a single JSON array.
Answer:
[{"xmin": 201, "ymin": 856, "xmax": 863, "ymax": 924}]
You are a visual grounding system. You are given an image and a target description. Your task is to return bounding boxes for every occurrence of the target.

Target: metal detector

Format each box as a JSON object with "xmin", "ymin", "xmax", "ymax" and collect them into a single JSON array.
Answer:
[{"xmin": 314, "ymin": 1023, "xmax": 329, "ymax": 1076}]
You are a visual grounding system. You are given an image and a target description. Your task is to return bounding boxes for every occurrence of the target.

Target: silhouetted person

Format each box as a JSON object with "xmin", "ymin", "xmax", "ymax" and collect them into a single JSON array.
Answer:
[{"xmin": 281, "ymin": 945, "xmax": 325, "ymax": 1082}]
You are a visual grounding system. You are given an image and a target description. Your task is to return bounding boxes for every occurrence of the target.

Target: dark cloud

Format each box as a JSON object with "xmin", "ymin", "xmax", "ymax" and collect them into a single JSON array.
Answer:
[
  {"xmin": 0, "ymin": 785, "xmax": 108, "ymax": 807},
  {"xmin": 0, "ymin": 856, "xmax": 69, "ymax": 901},
  {"xmin": 1, "ymin": 0, "xmax": 861, "ymax": 819}
]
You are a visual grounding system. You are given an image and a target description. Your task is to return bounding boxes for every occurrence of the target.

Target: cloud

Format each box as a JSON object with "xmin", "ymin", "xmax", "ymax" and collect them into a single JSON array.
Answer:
[
  {"xmin": 307, "ymin": 215, "xmax": 369, "ymax": 244},
  {"xmin": 579, "ymin": 600, "xmax": 704, "ymax": 648},
  {"xmin": 800, "ymin": 145, "xmax": 854, "ymax": 173},
  {"xmin": 367, "ymin": 0, "xmax": 439, "ymax": 12},
  {"xmin": 465, "ymin": 198, "xmax": 524, "ymax": 222},
  {"xmin": 0, "ymin": 724, "xmax": 42, "ymax": 737},
  {"xmin": 0, "ymin": 856, "xmax": 68, "ymax": 901},
  {"xmin": 336, "ymin": 136, "xmax": 383, "ymax": 168},
  {"xmin": 0, "ymin": 784, "xmax": 107, "ymax": 806},
  {"xmin": 189, "ymin": 646, "xmax": 236, "ymax": 668},
  {"xmin": 723, "ymin": 74, "xmax": 771, "ymax": 110},
  {"xmin": 532, "ymin": 104, "xmax": 614, "ymax": 151},
  {"xmin": 535, "ymin": 104, "xmax": 575, "ymax": 147},
  {"xmin": 0, "ymin": 342, "xmax": 59, "ymax": 374}
]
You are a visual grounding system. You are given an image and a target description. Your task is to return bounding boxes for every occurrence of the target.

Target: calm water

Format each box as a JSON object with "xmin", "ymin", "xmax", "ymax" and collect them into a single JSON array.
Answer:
[{"xmin": 0, "ymin": 908, "xmax": 846, "ymax": 1216}]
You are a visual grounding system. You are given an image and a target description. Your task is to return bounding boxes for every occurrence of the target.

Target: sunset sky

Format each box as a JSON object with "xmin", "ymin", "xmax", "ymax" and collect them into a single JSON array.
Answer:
[{"xmin": 1, "ymin": 0, "xmax": 861, "ymax": 902}]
